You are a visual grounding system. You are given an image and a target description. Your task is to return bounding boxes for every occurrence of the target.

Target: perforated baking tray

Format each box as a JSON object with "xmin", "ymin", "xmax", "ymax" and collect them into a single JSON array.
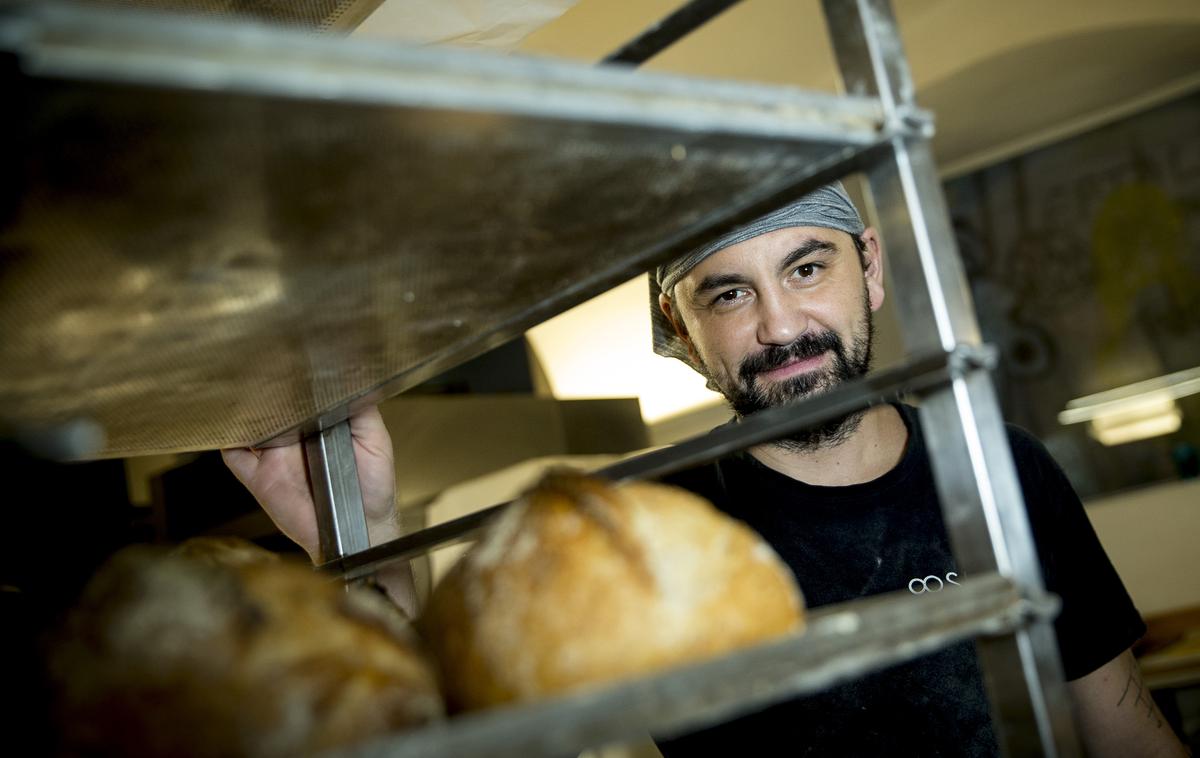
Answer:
[{"xmin": 0, "ymin": 3, "xmax": 910, "ymax": 457}]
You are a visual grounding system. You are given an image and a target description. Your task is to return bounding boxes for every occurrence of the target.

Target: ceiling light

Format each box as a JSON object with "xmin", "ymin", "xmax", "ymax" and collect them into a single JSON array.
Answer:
[
  {"xmin": 1059, "ymin": 366, "xmax": 1198, "ymax": 446},
  {"xmin": 1058, "ymin": 366, "xmax": 1200, "ymax": 425},
  {"xmin": 1087, "ymin": 398, "xmax": 1182, "ymax": 447}
]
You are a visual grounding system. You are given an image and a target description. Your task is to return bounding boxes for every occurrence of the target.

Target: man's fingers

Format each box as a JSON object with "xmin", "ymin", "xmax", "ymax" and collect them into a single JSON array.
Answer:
[
  {"xmin": 220, "ymin": 447, "xmax": 260, "ymax": 484},
  {"xmin": 349, "ymin": 404, "xmax": 387, "ymax": 438},
  {"xmin": 348, "ymin": 404, "xmax": 393, "ymax": 458}
]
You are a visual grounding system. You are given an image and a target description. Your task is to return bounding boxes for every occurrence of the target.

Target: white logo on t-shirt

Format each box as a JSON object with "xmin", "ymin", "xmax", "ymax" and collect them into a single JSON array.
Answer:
[{"xmin": 908, "ymin": 572, "xmax": 962, "ymax": 594}]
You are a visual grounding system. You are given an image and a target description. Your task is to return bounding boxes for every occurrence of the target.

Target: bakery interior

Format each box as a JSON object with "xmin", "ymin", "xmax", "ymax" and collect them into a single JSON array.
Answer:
[{"xmin": 2, "ymin": 0, "xmax": 1200, "ymax": 755}]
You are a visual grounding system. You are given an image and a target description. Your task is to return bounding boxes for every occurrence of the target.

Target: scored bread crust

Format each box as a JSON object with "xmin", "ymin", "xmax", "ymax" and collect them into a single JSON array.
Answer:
[{"xmin": 423, "ymin": 471, "xmax": 805, "ymax": 711}]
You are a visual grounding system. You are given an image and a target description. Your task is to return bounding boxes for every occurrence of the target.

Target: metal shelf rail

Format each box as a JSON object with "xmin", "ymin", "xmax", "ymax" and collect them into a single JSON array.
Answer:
[
  {"xmin": 332, "ymin": 573, "xmax": 1055, "ymax": 758},
  {"xmin": 326, "ymin": 345, "xmax": 993, "ymax": 579},
  {"xmin": 0, "ymin": 0, "xmax": 1080, "ymax": 755}
]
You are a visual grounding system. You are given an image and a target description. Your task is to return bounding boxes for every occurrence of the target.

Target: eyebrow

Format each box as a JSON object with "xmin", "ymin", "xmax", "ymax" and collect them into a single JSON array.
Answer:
[
  {"xmin": 692, "ymin": 237, "xmax": 838, "ymax": 299},
  {"xmin": 778, "ymin": 238, "xmax": 837, "ymax": 273},
  {"xmin": 693, "ymin": 272, "xmax": 747, "ymax": 298}
]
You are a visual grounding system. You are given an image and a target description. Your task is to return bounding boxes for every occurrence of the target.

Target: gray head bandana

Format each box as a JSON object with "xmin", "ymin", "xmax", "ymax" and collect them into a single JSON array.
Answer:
[{"xmin": 649, "ymin": 182, "xmax": 866, "ymax": 370}]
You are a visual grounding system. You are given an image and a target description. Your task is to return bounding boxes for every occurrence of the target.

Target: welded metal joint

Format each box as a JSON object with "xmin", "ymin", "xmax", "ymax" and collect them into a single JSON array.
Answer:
[
  {"xmin": 948, "ymin": 342, "xmax": 1000, "ymax": 377},
  {"xmin": 892, "ymin": 103, "xmax": 934, "ymax": 139}
]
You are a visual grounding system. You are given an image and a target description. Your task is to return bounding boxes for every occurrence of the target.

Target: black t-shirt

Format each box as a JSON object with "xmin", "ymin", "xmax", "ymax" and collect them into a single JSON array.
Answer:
[{"xmin": 654, "ymin": 403, "xmax": 1145, "ymax": 757}]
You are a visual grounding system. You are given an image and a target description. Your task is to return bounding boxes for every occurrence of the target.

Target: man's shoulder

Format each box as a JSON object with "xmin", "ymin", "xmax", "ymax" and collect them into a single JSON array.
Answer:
[
  {"xmin": 1002, "ymin": 420, "xmax": 1050, "ymax": 460},
  {"xmin": 1000, "ymin": 420, "xmax": 1067, "ymax": 492}
]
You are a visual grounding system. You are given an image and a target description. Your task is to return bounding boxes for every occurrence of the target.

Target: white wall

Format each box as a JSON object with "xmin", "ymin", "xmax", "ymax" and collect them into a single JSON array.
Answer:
[{"xmin": 1085, "ymin": 478, "xmax": 1200, "ymax": 618}]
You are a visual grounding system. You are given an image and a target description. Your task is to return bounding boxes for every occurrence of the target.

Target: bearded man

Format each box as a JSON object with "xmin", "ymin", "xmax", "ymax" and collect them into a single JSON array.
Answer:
[{"xmin": 647, "ymin": 183, "xmax": 1180, "ymax": 757}]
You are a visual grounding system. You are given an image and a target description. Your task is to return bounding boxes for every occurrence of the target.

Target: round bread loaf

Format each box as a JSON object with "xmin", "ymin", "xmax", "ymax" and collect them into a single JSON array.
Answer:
[
  {"xmin": 422, "ymin": 471, "xmax": 804, "ymax": 711},
  {"xmin": 50, "ymin": 538, "xmax": 443, "ymax": 757}
]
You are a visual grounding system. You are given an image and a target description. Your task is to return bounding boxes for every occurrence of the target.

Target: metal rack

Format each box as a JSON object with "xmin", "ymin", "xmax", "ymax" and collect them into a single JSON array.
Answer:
[
  {"xmin": 0, "ymin": 1, "xmax": 1078, "ymax": 754},
  {"xmin": 341, "ymin": 573, "xmax": 1055, "ymax": 758}
]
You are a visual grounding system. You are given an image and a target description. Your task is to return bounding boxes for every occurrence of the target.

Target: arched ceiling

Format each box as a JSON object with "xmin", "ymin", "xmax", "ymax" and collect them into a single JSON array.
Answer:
[
  {"xmin": 355, "ymin": 0, "xmax": 1200, "ymax": 176},
  {"xmin": 921, "ymin": 21, "xmax": 1200, "ymax": 174},
  {"xmin": 510, "ymin": 0, "xmax": 1200, "ymax": 173}
]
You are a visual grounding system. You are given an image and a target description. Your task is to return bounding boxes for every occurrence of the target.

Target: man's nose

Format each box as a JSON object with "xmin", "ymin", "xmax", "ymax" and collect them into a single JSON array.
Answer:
[{"xmin": 755, "ymin": 288, "xmax": 807, "ymax": 346}]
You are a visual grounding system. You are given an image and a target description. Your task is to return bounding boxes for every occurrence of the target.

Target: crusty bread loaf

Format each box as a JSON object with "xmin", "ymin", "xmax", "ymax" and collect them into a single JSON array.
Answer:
[
  {"xmin": 422, "ymin": 471, "xmax": 804, "ymax": 711},
  {"xmin": 50, "ymin": 538, "xmax": 443, "ymax": 757}
]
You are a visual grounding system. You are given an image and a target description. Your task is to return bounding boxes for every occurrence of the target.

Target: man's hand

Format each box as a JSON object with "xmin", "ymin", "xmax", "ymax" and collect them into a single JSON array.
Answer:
[
  {"xmin": 221, "ymin": 406, "xmax": 418, "ymax": 616},
  {"xmin": 222, "ymin": 405, "xmax": 397, "ymax": 562}
]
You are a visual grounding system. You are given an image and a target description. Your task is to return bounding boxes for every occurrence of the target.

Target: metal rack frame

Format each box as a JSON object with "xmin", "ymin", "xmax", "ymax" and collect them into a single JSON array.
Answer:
[
  {"xmin": 1, "ymin": 1, "xmax": 1080, "ymax": 755},
  {"xmin": 316, "ymin": 2, "xmax": 1077, "ymax": 754},
  {"xmin": 823, "ymin": 3, "xmax": 1078, "ymax": 753},
  {"xmin": 315, "ymin": 2, "xmax": 1079, "ymax": 754}
]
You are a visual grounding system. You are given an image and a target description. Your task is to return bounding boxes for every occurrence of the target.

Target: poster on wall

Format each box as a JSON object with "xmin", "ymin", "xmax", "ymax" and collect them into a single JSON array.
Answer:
[{"xmin": 944, "ymin": 91, "xmax": 1200, "ymax": 499}]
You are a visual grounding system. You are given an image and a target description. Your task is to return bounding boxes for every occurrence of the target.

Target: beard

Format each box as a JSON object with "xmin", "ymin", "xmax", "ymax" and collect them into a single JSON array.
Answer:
[{"xmin": 713, "ymin": 290, "xmax": 874, "ymax": 452}]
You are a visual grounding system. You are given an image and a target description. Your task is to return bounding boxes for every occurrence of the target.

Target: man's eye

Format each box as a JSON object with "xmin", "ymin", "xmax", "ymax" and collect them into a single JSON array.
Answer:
[
  {"xmin": 795, "ymin": 263, "xmax": 817, "ymax": 278},
  {"xmin": 713, "ymin": 289, "xmax": 746, "ymax": 305}
]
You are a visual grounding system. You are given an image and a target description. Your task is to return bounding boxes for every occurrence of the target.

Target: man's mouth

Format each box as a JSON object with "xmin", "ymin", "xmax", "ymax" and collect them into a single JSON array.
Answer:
[
  {"xmin": 756, "ymin": 351, "xmax": 829, "ymax": 383},
  {"xmin": 736, "ymin": 331, "xmax": 844, "ymax": 391}
]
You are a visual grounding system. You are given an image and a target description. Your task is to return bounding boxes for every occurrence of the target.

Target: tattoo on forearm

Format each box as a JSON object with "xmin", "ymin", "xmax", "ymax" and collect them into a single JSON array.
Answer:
[{"xmin": 1116, "ymin": 664, "xmax": 1163, "ymax": 729}]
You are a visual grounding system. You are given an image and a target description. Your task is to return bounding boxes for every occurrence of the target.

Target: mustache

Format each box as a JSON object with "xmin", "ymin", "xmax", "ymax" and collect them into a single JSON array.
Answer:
[{"xmin": 737, "ymin": 331, "xmax": 845, "ymax": 384}]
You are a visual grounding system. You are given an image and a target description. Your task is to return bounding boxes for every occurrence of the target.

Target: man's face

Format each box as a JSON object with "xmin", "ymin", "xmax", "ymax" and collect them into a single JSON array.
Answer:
[{"xmin": 661, "ymin": 225, "xmax": 886, "ymax": 449}]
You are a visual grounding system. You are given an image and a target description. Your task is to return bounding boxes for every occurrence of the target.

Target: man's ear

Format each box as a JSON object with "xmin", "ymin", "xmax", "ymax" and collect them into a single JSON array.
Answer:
[
  {"xmin": 860, "ymin": 227, "xmax": 886, "ymax": 313},
  {"xmin": 658, "ymin": 292, "xmax": 702, "ymax": 365}
]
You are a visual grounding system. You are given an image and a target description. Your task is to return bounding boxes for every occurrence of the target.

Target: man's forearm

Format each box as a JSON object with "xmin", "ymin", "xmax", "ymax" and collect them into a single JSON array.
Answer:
[{"xmin": 1069, "ymin": 650, "xmax": 1189, "ymax": 757}]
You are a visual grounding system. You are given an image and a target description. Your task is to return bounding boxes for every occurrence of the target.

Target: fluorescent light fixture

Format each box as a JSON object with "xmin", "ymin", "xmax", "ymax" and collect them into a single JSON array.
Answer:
[
  {"xmin": 1058, "ymin": 366, "xmax": 1200, "ymax": 425},
  {"xmin": 1059, "ymin": 366, "xmax": 1198, "ymax": 446},
  {"xmin": 1087, "ymin": 398, "xmax": 1182, "ymax": 446}
]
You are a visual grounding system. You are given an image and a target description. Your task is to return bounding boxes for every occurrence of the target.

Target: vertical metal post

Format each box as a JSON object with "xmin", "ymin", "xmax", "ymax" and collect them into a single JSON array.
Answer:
[
  {"xmin": 305, "ymin": 419, "xmax": 371, "ymax": 562},
  {"xmin": 821, "ymin": 1, "xmax": 1081, "ymax": 755}
]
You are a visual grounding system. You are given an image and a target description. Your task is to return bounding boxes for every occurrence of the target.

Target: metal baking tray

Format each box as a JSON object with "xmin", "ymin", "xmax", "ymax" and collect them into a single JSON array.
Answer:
[{"xmin": 0, "ymin": 2, "xmax": 922, "ymax": 458}]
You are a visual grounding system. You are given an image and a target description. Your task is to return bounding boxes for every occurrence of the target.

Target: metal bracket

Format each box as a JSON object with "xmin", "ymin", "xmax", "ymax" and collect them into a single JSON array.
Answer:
[
  {"xmin": 305, "ymin": 419, "xmax": 371, "ymax": 562},
  {"xmin": 948, "ymin": 343, "xmax": 1000, "ymax": 377}
]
